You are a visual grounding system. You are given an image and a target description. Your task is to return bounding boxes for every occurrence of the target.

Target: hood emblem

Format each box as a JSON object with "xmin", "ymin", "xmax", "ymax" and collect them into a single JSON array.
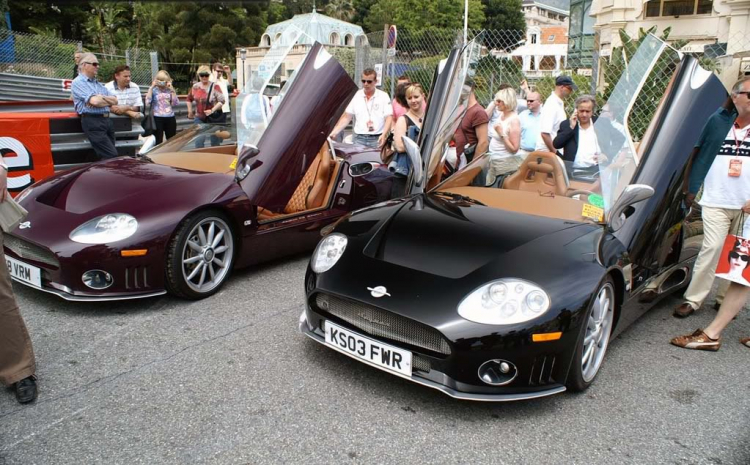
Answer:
[
  {"xmin": 19, "ymin": 221, "xmax": 31, "ymax": 229},
  {"xmin": 367, "ymin": 286, "xmax": 390, "ymax": 298}
]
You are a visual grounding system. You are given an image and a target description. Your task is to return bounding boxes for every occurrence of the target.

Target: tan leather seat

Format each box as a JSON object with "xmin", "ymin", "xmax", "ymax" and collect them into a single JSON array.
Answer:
[
  {"xmin": 502, "ymin": 151, "xmax": 567, "ymax": 196},
  {"xmin": 258, "ymin": 143, "xmax": 337, "ymax": 220}
]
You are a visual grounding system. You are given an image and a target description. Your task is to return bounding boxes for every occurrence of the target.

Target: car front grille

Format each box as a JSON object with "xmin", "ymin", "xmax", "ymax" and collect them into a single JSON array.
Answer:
[
  {"xmin": 3, "ymin": 234, "xmax": 59, "ymax": 268},
  {"xmin": 314, "ymin": 293, "xmax": 451, "ymax": 356}
]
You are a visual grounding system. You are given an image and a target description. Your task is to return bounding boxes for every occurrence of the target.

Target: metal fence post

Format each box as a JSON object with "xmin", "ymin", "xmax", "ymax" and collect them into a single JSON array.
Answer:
[
  {"xmin": 150, "ymin": 51, "xmax": 158, "ymax": 80},
  {"xmin": 125, "ymin": 49, "xmax": 131, "ymax": 67},
  {"xmin": 381, "ymin": 24, "xmax": 388, "ymax": 90},
  {"xmin": 355, "ymin": 35, "xmax": 368, "ymax": 86},
  {"xmin": 77, "ymin": 41, "xmax": 82, "ymax": 52}
]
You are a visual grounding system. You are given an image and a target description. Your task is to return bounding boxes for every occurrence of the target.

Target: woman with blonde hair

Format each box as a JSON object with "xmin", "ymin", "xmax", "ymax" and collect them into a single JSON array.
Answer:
[
  {"xmin": 390, "ymin": 84, "xmax": 426, "ymax": 197},
  {"xmin": 145, "ymin": 70, "xmax": 180, "ymax": 144},
  {"xmin": 187, "ymin": 65, "xmax": 226, "ymax": 147},
  {"xmin": 486, "ymin": 87, "xmax": 522, "ymax": 185},
  {"xmin": 187, "ymin": 65, "xmax": 225, "ymax": 124}
]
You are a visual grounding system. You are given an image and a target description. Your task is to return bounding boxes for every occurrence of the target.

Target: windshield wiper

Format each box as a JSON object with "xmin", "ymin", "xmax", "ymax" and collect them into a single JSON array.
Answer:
[{"xmin": 433, "ymin": 191, "xmax": 486, "ymax": 206}]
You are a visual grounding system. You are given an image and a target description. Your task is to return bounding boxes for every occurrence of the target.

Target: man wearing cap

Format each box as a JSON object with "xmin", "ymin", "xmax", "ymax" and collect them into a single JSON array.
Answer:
[
  {"xmin": 71, "ymin": 52, "xmax": 120, "ymax": 160},
  {"xmin": 536, "ymin": 75, "xmax": 577, "ymax": 154}
]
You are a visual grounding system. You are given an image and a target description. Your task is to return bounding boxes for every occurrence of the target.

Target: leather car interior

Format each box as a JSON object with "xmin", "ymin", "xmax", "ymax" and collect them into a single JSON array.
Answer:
[
  {"xmin": 257, "ymin": 142, "xmax": 340, "ymax": 222},
  {"xmin": 440, "ymin": 186, "xmax": 594, "ymax": 223},
  {"xmin": 502, "ymin": 151, "xmax": 568, "ymax": 196}
]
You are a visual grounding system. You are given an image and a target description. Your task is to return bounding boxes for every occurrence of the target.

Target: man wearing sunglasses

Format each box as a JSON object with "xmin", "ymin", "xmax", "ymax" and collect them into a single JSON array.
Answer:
[
  {"xmin": 518, "ymin": 91, "xmax": 542, "ymax": 157},
  {"xmin": 330, "ymin": 68, "xmax": 393, "ymax": 149},
  {"xmin": 71, "ymin": 52, "xmax": 120, "ymax": 160},
  {"xmin": 671, "ymin": 77, "xmax": 750, "ymax": 322}
]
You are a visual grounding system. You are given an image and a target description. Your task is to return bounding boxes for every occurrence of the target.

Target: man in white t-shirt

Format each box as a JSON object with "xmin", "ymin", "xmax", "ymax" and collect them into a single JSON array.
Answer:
[
  {"xmin": 673, "ymin": 77, "xmax": 750, "ymax": 319},
  {"xmin": 330, "ymin": 68, "xmax": 393, "ymax": 149},
  {"xmin": 536, "ymin": 75, "xmax": 576, "ymax": 153}
]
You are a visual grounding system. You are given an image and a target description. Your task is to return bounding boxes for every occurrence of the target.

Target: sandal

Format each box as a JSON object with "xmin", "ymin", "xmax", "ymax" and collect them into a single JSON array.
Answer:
[{"xmin": 741, "ymin": 337, "xmax": 750, "ymax": 348}]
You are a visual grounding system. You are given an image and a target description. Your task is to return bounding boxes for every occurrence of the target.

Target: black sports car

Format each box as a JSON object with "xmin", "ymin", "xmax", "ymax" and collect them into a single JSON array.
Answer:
[{"xmin": 299, "ymin": 36, "xmax": 728, "ymax": 401}]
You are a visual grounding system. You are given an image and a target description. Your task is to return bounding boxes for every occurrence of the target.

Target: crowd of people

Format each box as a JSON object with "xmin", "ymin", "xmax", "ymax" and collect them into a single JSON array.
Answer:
[{"xmin": 70, "ymin": 51, "xmax": 234, "ymax": 160}]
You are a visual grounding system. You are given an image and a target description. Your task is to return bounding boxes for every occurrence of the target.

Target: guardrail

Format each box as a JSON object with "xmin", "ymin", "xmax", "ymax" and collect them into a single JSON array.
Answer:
[
  {"xmin": 0, "ymin": 96, "xmax": 234, "ymax": 169},
  {"xmin": 0, "ymin": 72, "xmax": 151, "ymax": 102}
]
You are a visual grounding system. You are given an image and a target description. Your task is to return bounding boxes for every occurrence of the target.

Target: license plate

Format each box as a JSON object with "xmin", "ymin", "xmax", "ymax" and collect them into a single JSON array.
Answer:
[
  {"xmin": 324, "ymin": 321, "xmax": 412, "ymax": 377},
  {"xmin": 5, "ymin": 255, "xmax": 41, "ymax": 288}
]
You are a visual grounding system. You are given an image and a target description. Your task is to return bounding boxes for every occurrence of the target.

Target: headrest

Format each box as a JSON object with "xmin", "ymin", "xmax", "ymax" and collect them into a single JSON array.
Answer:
[{"xmin": 526, "ymin": 161, "xmax": 554, "ymax": 174}]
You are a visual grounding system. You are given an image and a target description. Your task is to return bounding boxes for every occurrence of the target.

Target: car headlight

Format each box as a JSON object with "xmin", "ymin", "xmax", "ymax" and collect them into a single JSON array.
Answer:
[
  {"xmin": 458, "ymin": 279, "xmax": 551, "ymax": 325},
  {"xmin": 311, "ymin": 233, "xmax": 347, "ymax": 273},
  {"xmin": 69, "ymin": 214, "xmax": 138, "ymax": 244}
]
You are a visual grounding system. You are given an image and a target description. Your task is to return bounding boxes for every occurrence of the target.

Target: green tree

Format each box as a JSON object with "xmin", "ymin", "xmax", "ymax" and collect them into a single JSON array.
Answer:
[
  {"xmin": 325, "ymin": 0, "xmax": 356, "ymax": 22},
  {"xmin": 482, "ymin": 0, "xmax": 525, "ymax": 32},
  {"xmin": 363, "ymin": 0, "xmax": 485, "ymax": 34}
]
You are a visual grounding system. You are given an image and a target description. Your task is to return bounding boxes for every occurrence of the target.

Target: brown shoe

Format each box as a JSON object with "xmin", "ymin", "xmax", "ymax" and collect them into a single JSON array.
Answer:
[
  {"xmin": 673, "ymin": 303, "xmax": 696, "ymax": 318},
  {"xmin": 741, "ymin": 337, "xmax": 750, "ymax": 349},
  {"xmin": 670, "ymin": 329, "xmax": 721, "ymax": 351}
]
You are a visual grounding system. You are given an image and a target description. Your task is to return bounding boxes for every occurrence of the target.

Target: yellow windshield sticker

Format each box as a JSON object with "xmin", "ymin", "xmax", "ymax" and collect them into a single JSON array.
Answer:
[
  {"xmin": 582, "ymin": 203, "xmax": 604, "ymax": 222},
  {"xmin": 229, "ymin": 157, "xmax": 237, "ymax": 170}
]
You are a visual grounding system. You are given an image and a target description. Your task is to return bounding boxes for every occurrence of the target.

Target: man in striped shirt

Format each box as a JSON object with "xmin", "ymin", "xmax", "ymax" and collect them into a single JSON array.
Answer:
[
  {"xmin": 71, "ymin": 53, "xmax": 119, "ymax": 160},
  {"xmin": 105, "ymin": 65, "xmax": 144, "ymax": 121}
]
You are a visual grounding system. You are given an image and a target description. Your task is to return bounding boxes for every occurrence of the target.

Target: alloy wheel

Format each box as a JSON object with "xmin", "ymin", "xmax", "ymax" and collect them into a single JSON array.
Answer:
[
  {"xmin": 581, "ymin": 283, "xmax": 615, "ymax": 383},
  {"xmin": 181, "ymin": 217, "xmax": 234, "ymax": 294}
]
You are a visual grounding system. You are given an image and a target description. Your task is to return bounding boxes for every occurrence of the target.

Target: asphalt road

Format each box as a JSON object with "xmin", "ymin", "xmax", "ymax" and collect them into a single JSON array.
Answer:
[{"xmin": 1, "ymin": 254, "xmax": 749, "ymax": 465}]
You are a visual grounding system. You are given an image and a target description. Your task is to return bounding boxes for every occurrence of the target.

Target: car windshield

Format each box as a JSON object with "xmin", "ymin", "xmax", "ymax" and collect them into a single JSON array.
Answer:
[
  {"xmin": 429, "ymin": 34, "xmax": 682, "ymax": 225},
  {"xmin": 235, "ymin": 25, "xmax": 311, "ymax": 150},
  {"xmin": 595, "ymin": 34, "xmax": 679, "ymax": 213}
]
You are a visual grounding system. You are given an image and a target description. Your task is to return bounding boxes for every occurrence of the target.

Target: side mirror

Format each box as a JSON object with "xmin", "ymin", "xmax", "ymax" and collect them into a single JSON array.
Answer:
[
  {"xmin": 402, "ymin": 136, "xmax": 423, "ymax": 187},
  {"xmin": 608, "ymin": 184, "xmax": 654, "ymax": 231},
  {"xmin": 138, "ymin": 135, "xmax": 156, "ymax": 155},
  {"xmin": 235, "ymin": 145, "xmax": 260, "ymax": 181}
]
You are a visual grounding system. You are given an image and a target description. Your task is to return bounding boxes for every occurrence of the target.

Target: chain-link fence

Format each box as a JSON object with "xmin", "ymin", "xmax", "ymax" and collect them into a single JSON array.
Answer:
[
  {"xmin": 352, "ymin": 27, "xmax": 749, "ymax": 143},
  {"xmin": 0, "ymin": 29, "xmax": 155, "ymax": 85}
]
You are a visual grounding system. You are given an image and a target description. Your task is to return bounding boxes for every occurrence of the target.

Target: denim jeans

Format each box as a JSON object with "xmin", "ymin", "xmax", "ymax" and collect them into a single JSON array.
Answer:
[
  {"xmin": 354, "ymin": 133, "xmax": 380, "ymax": 149},
  {"xmin": 194, "ymin": 118, "xmax": 221, "ymax": 148}
]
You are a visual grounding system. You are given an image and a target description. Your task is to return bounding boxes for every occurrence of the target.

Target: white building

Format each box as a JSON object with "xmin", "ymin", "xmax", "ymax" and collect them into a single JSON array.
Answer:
[
  {"xmin": 523, "ymin": 0, "xmax": 571, "ymax": 27},
  {"xmin": 589, "ymin": 0, "xmax": 750, "ymax": 85},
  {"xmin": 236, "ymin": 9, "xmax": 364, "ymax": 91}
]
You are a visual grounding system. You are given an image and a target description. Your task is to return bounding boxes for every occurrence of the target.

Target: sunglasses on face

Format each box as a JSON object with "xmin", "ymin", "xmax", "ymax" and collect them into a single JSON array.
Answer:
[
  {"xmin": 361, "ymin": 79, "xmax": 374, "ymax": 84},
  {"xmin": 527, "ymin": 99, "xmax": 537, "ymax": 103},
  {"xmin": 736, "ymin": 91, "xmax": 750, "ymax": 97},
  {"xmin": 199, "ymin": 73, "xmax": 210, "ymax": 77},
  {"xmin": 84, "ymin": 62, "xmax": 100, "ymax": 67},
  {"xmin": 730, "ymin": 251, "xmax": 750, "ymax": 262}
]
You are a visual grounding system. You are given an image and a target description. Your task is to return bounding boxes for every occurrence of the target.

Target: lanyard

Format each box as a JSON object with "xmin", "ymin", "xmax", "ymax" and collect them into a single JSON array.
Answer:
[
  {"xmin": 364, "ymin": 93, "xmax": 375, "ymax": 121},
  {"xmin": 732, "ymin": 124, "xmax": 749, "ymax": 157}
]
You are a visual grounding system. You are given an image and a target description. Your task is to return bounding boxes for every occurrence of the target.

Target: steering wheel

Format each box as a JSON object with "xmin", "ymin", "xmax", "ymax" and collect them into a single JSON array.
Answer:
[{"xmin": 567, "ymin": 189, "xmax": 596, "ymax": 201}]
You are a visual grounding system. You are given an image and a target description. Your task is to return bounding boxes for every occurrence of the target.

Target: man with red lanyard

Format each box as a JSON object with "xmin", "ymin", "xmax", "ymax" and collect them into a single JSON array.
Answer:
[
  {"xmin": 330, "ymin": 68, "xmax": 393, "ymax": 149},
  {"xmin": 673, "ymin": 77, "xmax": 750, "ymax": 320}
]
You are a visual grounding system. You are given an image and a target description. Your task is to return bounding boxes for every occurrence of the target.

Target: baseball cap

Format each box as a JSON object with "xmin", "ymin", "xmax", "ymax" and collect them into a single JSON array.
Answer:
[{"xmin": 555, "ymin": 75, "xmax": 578, "ymax": 90}]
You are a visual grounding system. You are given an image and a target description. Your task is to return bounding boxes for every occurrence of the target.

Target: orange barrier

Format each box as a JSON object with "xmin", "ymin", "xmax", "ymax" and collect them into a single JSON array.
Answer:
[{"xmin": 0, "ymin": 113, "xmax": 59, "ymax": 197}]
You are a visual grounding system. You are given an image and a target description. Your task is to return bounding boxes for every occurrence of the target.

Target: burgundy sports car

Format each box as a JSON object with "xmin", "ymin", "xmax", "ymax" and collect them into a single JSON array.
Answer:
[{"xmin": 3, "ymin": 42, "xmax": 396, "ymax": 301}]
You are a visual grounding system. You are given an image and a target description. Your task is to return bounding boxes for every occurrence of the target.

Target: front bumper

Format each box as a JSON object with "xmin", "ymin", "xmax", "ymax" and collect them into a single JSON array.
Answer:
[
  {"xmin": 4, "ymin": 235, "xmax": 166, "ymax": 302},
  {"xmin": 299, "ymin": 309, "xmax": 567, "ymax": 402}
]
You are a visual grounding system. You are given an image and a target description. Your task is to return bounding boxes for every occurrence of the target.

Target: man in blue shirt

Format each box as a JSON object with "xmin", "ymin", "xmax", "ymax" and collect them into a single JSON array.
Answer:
[
  {"xmin": 71, "ymin": 53, "xmax": 119, "ymax": 160},
  {"xmin": 518, "ymin": 91, "xmax": 542, "ymax": 157}
]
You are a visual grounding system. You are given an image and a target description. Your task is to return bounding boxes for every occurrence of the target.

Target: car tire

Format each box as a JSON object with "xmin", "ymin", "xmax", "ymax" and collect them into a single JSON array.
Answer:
[
  {"xmin": 166, "ymin": 210, "xmax": 236, "ymax": 300},
  {"xmin": 566, "ymin": 276, "xmax": 616, "ymax": 392}
]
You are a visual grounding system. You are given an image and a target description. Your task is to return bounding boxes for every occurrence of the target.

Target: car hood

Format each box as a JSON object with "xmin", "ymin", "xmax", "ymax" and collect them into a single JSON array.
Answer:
[
  {"xmin": 357, "ymin": 194, "xmax": 586, "ymax": 279},
  {"xmin": 34, "ymin": 158, "xmax": 226, "ymax": 214}
]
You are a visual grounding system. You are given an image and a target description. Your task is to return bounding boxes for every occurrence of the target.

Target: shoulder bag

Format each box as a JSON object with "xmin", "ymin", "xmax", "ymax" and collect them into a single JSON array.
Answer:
[{"xmin": 205, "ymin": 83, "xmax": 227, "ymax": 124}]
